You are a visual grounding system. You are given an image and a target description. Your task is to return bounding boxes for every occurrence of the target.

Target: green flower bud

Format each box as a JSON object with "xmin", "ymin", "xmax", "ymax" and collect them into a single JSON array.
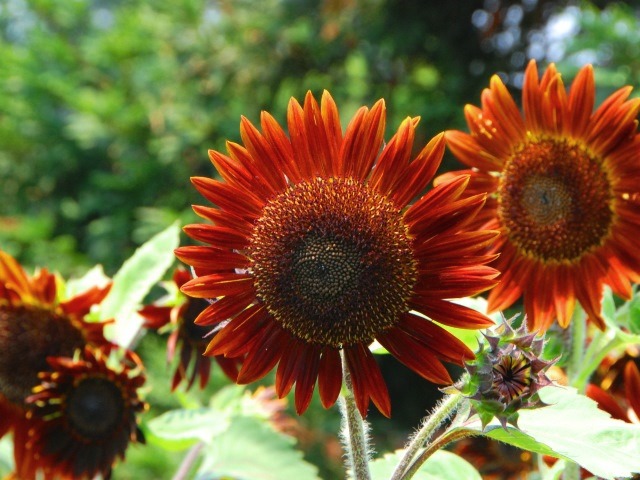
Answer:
[{"xmin": 451, "ymin": 318, "xmax": 555, "ymax": 430}]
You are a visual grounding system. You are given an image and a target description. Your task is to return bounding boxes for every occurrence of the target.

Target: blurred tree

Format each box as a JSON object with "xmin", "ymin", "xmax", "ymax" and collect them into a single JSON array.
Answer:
[{"xmin": 0, "ymin": 0, "xmax": 564, "ymax": 275}]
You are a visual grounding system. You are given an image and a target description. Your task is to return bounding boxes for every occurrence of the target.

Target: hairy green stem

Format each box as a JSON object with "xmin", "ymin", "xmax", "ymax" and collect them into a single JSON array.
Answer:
[
  {"xmin": 339, "ymin": 350, "xmax": 372, "ymax": 480},
  {"xmin": 390, "ymin": 394, "xmax": 463, "ymax": 480},
  {"xmin": 400, "ymin": 428, "xmax": 475, "ymax": 480}
]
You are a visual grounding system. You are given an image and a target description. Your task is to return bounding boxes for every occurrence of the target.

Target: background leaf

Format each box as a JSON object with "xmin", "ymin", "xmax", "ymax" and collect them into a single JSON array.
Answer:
[
  {"xmin": 196, "ymin": 416, "xmax": 320, "ymax": 480},
  {"xmin": 463, "ymin": 386, "xmax": 640, "ymax": 479},
  {"xmin": 144, "ymin": 407, "xmax": 231, "ymax": 451},
  {"xmin": 369, "ymin": 449, "xmax": 481, "ymax": 480},
  {"xmin": 98, "ymin": 222, "xmax": 180, "ymax": 347}
]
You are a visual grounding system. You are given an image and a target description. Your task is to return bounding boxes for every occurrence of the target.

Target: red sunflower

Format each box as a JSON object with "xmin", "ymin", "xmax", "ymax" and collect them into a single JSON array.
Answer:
[
  {"xmin": 175, "ymin": 91, "xmax": 499, "ymax": 417},
  {"xmin": 0, "ymin": 251, "xmax": 112, "ymax": 469},
  {"xmin": 440, "ymin": 60, "xmax": 640, "ymax": 332},
  {"xmin": 24, "ymin": 345, "xmax": 146, "ymax": 480},
  {"xmin": 139, "ymin": 267, "xmax": 241, "ymax": 390}
]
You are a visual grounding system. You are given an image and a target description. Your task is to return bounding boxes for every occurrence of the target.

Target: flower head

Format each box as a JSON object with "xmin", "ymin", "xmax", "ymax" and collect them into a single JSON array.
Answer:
[
  {"xmin": 0, "ymin": 251, "xmax": 112, "ymax": 469},
  {"xmin": 176, "ymin": 91, "xmax": 499, "ymax": 417},
  {"xmin": 139, "ymin": 267, "xmax": 241, "ymax": 390},
  {"xmin": 440, "ymin": 60, "xmax": 640, "ymax": 332},
  {"xmin": 24, "ymin": 346, "xmax": 146, "ymax": 480},
  {"xmin": 455, "ymin": 319, "xmax": 554, "ymax": 429}
]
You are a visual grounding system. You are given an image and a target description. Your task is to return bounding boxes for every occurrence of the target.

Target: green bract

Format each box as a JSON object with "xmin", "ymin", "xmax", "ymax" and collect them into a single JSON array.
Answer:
[{"xmin": 451, "ymin": 319, "xmax": 555, "ymax": 429}]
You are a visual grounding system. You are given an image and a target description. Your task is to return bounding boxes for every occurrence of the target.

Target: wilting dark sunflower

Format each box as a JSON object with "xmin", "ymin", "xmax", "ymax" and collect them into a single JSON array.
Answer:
[
  {"xmin": 24, "ymin": 345, "xmax": 146, "ymax": 480},
  {"xmin": 139, "ymin": 267, "xmax": 241, "ymax": 390},
  {"xmin": 175, "ymin": 91, "xmax": 499, "ymax": 417},
  {"xmin": 440, "ymin": 60, "xmax": 640, "ymax": 332},
  {"xmin": 0, "ymin": 251, "xmax": 112, "ymax": 470}
]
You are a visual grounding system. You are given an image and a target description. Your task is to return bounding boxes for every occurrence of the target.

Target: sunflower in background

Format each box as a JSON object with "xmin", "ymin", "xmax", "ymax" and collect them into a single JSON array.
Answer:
[
  {"xmin": 440, "ymin": 60, "xmax": 640, "ymax": 332},
  {"xmin": 0, "ymin": 250, "xmax": 113, "ymax": 474},
  {"xmin": 175, "ymin": 91, "xmax": 499, "ymax": 418},
  {"xmin": 139, "ymin": 267, "xmax": 242, "ymax": 390},
  {"xmin": 23, "ymin": 345, "xmax": 147, "ymax": 480}
]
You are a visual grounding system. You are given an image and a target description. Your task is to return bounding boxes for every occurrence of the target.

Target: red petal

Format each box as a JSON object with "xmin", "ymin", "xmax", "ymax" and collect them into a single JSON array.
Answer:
[
  {"xmin": 392, "ymin": 132, "xmax": 445, "ymax": 207},
  {"xmin": 343, "ymin": 344, "xmax": 391, "ymax": 418},
  {"xmin": 400, "ymin": 313, "xmax": 474, "ymax": 364},
  {"xmin": 181, "ymin": 273, "xmax": 253, "ymax": 299},
  {"xmin": 182, "ymin": 224, "xmax": 248, "ymax": 250},
  {"xmin": 194, "ymin": 291, "xmax": 255, "ymax": 326},
  {"xmin": 174, "ymin": 246, "xmax": 249, "ymax": 271},
  {"xmin": 294, "ymin": 344, "xmax": 321, "ymax": 414},
  {"xmin": 204, "ymin": 304, "xmax": 269, "ymax": 356},
  {"xmin": 318, "ymin": 348, "xmax": 342, "ymax": 409},
  {"xmin": 586, "ymin": 384, "xmax": 629, "ymax": 422},
  {"xmin": 625, "ymin": 361, "xmax": 640, "ymax": 419},
  {"xmin": 369, "ymin": 117, "xmax": 418, "ymax": 196},
  {"xmin": 339, "ymin": 100, "xmax": 386, "ymax": 179},
  {"xmin": 410, "ymin": 297, "xmax": 494, "ymax": 329},
  {"xmin": 191, "ymin": 176, "xmax": 263, "ymax": 218},
  {"xmin": 237, "ymin": 327, "xmax": 287, "ymax": 383},
  {"xmin": 275, "ymin": 337, "xmax": 302, "ymax": 397},
  {"xmin": 377, "ymin": 325, "xmax": 452, "ymax": 384}
]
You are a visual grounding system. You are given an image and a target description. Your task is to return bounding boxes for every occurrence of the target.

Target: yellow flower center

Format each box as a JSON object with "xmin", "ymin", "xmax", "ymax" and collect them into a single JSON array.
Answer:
[
  {"xmin": 249, "ymin": 177, "xmax": 417, "ymax": 348},
  {"xmin": 0, "ymin": 305, "xmax": 85, "ymax": 406},
  {"xmin": 498, "ymin": 138, "xmax": 614, "ymax": 263}
]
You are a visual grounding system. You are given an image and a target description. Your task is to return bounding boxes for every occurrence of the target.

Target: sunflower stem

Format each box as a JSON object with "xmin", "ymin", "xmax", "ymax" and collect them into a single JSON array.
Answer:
[
  {"xmin": 339, "ymin": 350, "xmax": 372, "ymax": 480},
  {"xmin": 399, "ymin": 427, "xmax": 475, "ymax": 480},
  {"xmin": 390, "ymin": 393, "xmax": 463, "ymax": 480}
]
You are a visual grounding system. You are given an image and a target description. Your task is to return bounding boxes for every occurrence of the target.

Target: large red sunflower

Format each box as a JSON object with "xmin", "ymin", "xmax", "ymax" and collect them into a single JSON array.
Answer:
[
  {"xmin": 175, "ymin": 91, "xmax": 499, "ymax": 417},
  {"xmin": 440, "ymin": 60, "xmax": 640, "ymax": 332},
  {"xmin": 24, "ymin": 345, "xmax": 147, "ymax": 480},
  {"xmin": 0, "ymin": 250, "xmax": 112, "ymax": 469},
  {"xmin": 139, "ymin": 267, "xmax": 241, "ymax": 390}
]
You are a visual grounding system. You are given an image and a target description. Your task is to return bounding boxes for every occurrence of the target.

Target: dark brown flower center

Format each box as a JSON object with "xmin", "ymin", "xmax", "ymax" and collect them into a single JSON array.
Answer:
[
  {"xmin": 66, "ymin": 377, "xmax": 125, "ymax": 440},
  {"xmin": 0, "ymin": 305, "xmax": 85, "ymax": 406},
  {"xmin": 249, "ymin": 177, "xmax": 417, "ymax": 348},
  {"xmin": 498, "ymin": 138, "xmax": 613, "ymax": 262},
  {"xmin": 492, "ymin": 352, "xmax": 531, "ymax": 404}
]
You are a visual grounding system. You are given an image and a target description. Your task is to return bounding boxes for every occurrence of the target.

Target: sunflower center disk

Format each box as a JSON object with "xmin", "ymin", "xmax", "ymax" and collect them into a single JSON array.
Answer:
[
  {"xmin": 0, "ymin": 305, "xmax": 85, "ymax": 406},
  {"xmin": 498, "ymin": 138, "xmax": 613, "ymax": 262},
  {"xmin": 249, "ymin": 177, "xmax": 417, "ymax": 348},
  {"xmin": 66, "ymin": 377, "xmax": 124, "ymax": 440},
  {"xmin": 492, "ymin": 352, "xmax": 531, "ymax": 404}
]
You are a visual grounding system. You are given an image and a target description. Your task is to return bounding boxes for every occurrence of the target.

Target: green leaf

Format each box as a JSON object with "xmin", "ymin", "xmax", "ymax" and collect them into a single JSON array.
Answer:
[
  {"xmin": 63, "ymin": 264, "xmax": 111, "ymax": 300},
  {"xmin": 99, "ymin": 222, "xmax": 180, "ymax": 347},
  {"xmin": 369, "ymin": 450, "xmax": 481, "ymax": 480},
  {"xmin": 196, "ymin": 416, "xmax": 320, "ymax": 480},
  {"xmin": 144, "ymin": 406, "xmax": 231, "ymax": 451},
  {"xmin": 464, "ymin": 386, "xmax": 640, "ymax": 479}
]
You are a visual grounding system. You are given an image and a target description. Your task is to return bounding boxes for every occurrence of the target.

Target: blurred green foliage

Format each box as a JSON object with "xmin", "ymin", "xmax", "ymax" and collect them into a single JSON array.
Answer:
[{"xmin": 0, "ymin": 0, "xmax": 559, "ymax": 276}]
